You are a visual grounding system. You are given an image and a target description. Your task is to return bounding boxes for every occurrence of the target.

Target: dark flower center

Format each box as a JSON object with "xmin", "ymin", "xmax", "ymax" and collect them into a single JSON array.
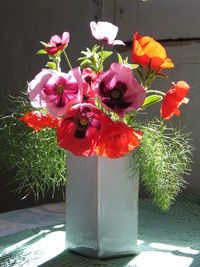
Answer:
[
  {"xmin": 56, "ymin": 42, "xmax": 62, "ymax": 47},
  {"xmin": 99, "ymin": 81, "xmax": 131, "ymax": 110},
  {"xmin": 83, "ymin": 95, "xmax": 90, "ymax": 102},
  {"xmin": 85, "ymin": 76, "xmax": 92, "ymax": 85},
  {"xmin": 79, "ymin": 117, "xmax": 88, "ymax": 127},
  {"xmin": 56, "ymin": 84, "xmax": 65, "ymax": 94},
  {"xmin": 73, "ymin": 107, "xmax": 100, "ymax": 139},
  {"xmin": 110, "ymin": 89, "xmax": 121, "ymax": 99}
]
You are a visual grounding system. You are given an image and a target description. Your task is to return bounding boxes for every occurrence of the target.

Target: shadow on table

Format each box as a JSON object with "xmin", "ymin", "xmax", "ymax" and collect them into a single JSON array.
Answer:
[{"xmin": 39, "ymin": 250, "xmax": 135, "ymax": 267}]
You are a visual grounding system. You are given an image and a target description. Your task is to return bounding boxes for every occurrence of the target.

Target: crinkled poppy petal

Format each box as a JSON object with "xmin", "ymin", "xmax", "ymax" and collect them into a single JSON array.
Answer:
[
  {"xmin": 50, "ymin": 35, "xmax": 62, "ymax": 45},
  {"xmin": 46, "ymin": 45, "xmax": 65, "ymax": 55},
  {"xmin": 62, "ymin": 32, "xmax": 70, "ymax": 44},
  {"xmin": 160, "ymin": 81, "xmax": 190, "ymax": 120},
  {"xmin": 28, "ymin": 69, "xmax": 55, "ymax": 108},
  {"xmin": 174, "ymin": 81, "xmax": 190, "ymax": 100},
  {"xmin": 132, "ymin": 32, "xmax": 174, "ymax": 70},
  {"xmin": 19, "ymin": 111, "xmax": 58, "ymax": 131},
  {"xmin": 56, "ymin": 104, "xmax": 108, "ymax": 156},
  {"xmin": 96, "ymin": 120, "xmax": 142, "ymax": 158}
]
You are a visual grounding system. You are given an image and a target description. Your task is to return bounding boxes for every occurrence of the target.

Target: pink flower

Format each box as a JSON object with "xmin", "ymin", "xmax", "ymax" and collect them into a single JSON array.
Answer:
[
  {"xmin": 46, "ymin": 32, "xmax": 70, "ymax": 55},
  {"xmin": 96, "ymin": 63, "xmax": 146, "ymax": 118},
  {"xmin": 90, "ymin": 21, "xmax": 125, "ymax": 46},
  {"xmin": 28, "ymin": 67, "xmax": 83, "ymax": 118}
]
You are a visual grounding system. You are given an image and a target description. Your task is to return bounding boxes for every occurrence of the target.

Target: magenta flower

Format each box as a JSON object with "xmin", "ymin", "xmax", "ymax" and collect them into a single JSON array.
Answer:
[
  {"xmin": 46, "ymin": 32, "xmax": 70, "ymax": 55},
  {"xmin": 96, "ymin": 63, "xmax": 146, "ymax": 118},
  {"xmin": 90, "ymin": 21, "xmax": 125, "ymax": 46},
  {"xmin": 28, "ymin": 67, "xmax": 83, "ymax": 118}
]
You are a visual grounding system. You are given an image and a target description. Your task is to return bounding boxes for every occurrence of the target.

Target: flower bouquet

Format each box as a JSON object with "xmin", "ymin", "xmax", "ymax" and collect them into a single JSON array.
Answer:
[{"xmin": 0, "ymin": 20, "xmax": 192, "ymax": 257}]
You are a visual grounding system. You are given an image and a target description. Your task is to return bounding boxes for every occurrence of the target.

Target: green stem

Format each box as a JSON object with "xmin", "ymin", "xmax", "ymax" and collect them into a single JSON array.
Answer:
[
  {"xmin": 146, "ymin": 90, "xmax": 166, "ymax": 96},
  {"xmin": 63, "ymin": 50, "xmax": 72, "ymax": 70},
  {"xmin": 99, "ymin": 43, "xmax": 104, "ymax": 72}
]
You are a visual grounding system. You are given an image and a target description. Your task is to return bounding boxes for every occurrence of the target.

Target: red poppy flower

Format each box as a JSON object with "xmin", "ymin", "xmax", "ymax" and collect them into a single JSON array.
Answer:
[
  {"xmin": 132, "ymin": 32, "xmax": 174, "ymax": 71},
  {"xmin": 46, "ymin": 32, "xmax": 70, "ymax": 55},
  {"xmin": 56, "ymin": 104, "xmax": 109, "ymax": 156},
  {"xmin": 96, "ymin": 119, "xmax": 143, "ymax": 159},
  {"xmin": 81, "ymin": 68, "xmax": 97, "ymax": 105},
  {"xmin": 160, "ymin": 81, "xmax": 190, "ymax": 120},
  {"xmin": 19, "ymin": 111, "xmax": 58, "ymax": 131}
]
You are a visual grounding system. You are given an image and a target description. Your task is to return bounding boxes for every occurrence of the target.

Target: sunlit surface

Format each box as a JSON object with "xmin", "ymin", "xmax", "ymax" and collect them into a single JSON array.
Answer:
[
  {"xmin": 125, "ymin": 241, "xmax": 198, "ymax": 267},
  {"xmin": 53, "ymin": 224, "xmax": 65, "ymax": 229},
  {"xmin": 1, "ymin": 227, "xmax": 65, "ymax": 267},
  {"xmin": 137, "ymin": 239, "xmax": 145, "ymax": 246},
  {"xmin": 150, "ymin": 242, "xmax": 199, "ymax": 255},
  {"xmin": 126, "ymin": 251, "xmax": 193, "ymax": 267}
]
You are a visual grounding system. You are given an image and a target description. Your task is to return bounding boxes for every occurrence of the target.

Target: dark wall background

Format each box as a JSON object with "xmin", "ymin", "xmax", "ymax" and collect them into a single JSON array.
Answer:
[{"xmin": 0, "ymin": 0, "xmax": 97, "ymax": 212}]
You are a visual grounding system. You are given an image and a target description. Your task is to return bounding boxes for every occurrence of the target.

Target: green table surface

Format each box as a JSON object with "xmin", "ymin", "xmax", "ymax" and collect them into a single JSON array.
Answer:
[{"xmin": 0, "ymin": 194, "xmax": 200, "ymax": 267}]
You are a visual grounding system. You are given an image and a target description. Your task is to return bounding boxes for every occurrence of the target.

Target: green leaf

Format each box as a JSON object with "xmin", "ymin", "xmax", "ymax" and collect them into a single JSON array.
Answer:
[
  {"xmin": 40, "ymin": 41, "xmax": 48, "ymax": 47},
  {"xmin": 77, "ymin": 56, "xmax": 87, "ymax": 61},
  {"xmin": 155, "ymin": 72, "xmax": 168, "ymax": 79},
  {"xmin": 80, "ymin": 59, "xmax": 91, "ymax": 67},
  {"xmin": 46, "ymin": 62, "xmax": 57, "ymax": 70},
  {"xmin": 97, "ymin": 51, "xmax": 113, "ymax": 61},
  {"xmin": 80, "ymin": 51, "xmax": 89, "ymax": 56},
  {"xmin": 102, "ymin": 51, "xmax": 113, "ymax": 61},
  {"xmin": 142, "ymin": 95, "xmax": 163, "ymax": 109},
  {"xmin": 136, "ymin": 68, "xmax": 144, "ymax": 82},
  {"xmin": 117, "ymin": 53, "xmax": 123, "ymax": 63},
  {"xmin": 125, "ymin": 57, "xmax": 128, "ymax": 64},
  {"xmin": 36, "ymin": 49, "xmax": 47, "ymax": 55},
  {"xmin": 92, "ymin": 45, "xmax": 100, "ymax": 54},
  {"xmin": 129, "ymin": 64, "xmax": 139, "ymax": 69}
]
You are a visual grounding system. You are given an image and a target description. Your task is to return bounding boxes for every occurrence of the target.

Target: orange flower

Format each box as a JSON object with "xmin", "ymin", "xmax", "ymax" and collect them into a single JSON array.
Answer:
[
  {"xmin": 132, "ymin": 32, "xmax": 174, "ymax": 71},
  {"xmin": 160, "ymin": 81, "xmax": 190, "ymax": 120},
  {"xmin": 19, "ymin": 111, "xmax": 58, "ymax": 131},
  {"xmin": 96, "ymin": 119, "xmax": 143, "ymax": 159}
]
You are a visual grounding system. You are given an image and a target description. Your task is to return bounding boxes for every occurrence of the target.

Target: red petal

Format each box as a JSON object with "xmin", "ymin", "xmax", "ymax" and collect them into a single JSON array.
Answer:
[
  {"xmin": 96, "ymin": 120, "xmax": 142, "ymax": 158},
  {"xmin": 160, "ymin": 81, "xmax": 190, "ymax": 120},
  {"xmin": 132, "ymin": 32, "xmax": 174, "ymax": 70},
  {"xmin": 56, "ymin": 104, "xmax": 108, "ymax": 156},
  {"xmin": 19, "ymin": 111, "xmax": 58, "ymax": 131}
]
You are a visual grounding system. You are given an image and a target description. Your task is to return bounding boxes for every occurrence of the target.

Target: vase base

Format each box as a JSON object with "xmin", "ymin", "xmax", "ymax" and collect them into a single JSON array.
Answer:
[{"xmin": 68, "ymin": 247, "xmax": 137, "ymax": 260}]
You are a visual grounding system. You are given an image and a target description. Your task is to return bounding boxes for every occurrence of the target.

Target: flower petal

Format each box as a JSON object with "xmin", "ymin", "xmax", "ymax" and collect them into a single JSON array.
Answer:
[
  {"xmin": 96, "ymin": 63, "xmax": 146, "ymax": 118},
  {"xmin": 56, "ymin": 104, "xmax": 108, "ymax": 156},
  {"xmin": 90, "ymin": 21, "xmax": 124, "ymax": 46},
  {"xmin": 19, "ymin": 111, "xmax": 58, "ymax": 131},
  {"xmin": 160, "ymin": 81, "xmax": 190, "ymax": 120},
  {"xmin": 132, "ymin": 32, "xmax": 174, "ymax": 70},
  {"xmin": 96, "ymin": 120, "xmax": 143, "ymax": 158}
]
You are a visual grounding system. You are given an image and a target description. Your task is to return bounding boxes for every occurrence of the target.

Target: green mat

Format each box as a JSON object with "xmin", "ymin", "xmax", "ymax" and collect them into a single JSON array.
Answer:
[{"xmin": 0, "ymin": 194, "xmax": 200, "ymax": 267}]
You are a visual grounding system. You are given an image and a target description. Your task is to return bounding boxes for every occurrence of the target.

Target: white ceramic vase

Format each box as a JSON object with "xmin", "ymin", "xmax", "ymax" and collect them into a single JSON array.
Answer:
[{"xmin": 66, "ymin": 151, "xmax": 139, "ymax": 259}]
